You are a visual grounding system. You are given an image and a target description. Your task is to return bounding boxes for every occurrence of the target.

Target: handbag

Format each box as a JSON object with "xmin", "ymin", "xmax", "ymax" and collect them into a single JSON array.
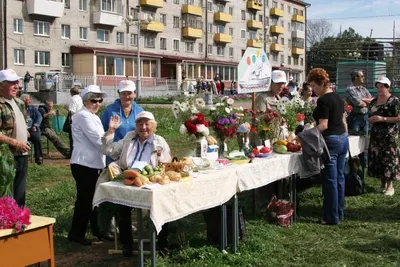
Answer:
[
  {"xmin": 62, "ymin": 111, "xmax": 72, "ymax": 133},
  {"xmin": 345, "ymin": 150, "xmax": 364, "ymax": 196}
]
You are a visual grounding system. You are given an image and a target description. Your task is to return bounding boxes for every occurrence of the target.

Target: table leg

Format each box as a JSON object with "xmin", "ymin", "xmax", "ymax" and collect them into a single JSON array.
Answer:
[
  {"xmin": 137, "ymin": 209, "xmax": 144, "ymax": 267},
  {"xmin": 220, "ymin": 204, "xmax": 227, "ymax": 251},
  {"xmin": 293, "ymin": 174, "xmax": 297, "ymax": 221},
  {"xmin": 232, "ymin": 194, "xmax": 238, "ymax": 253},
  {"xmin": 252, "ymin": 189, "xmax": 256, "ymax": 219},
  {"xmin": 150, "ymin": 221, "xmax": 157, "ymax": 267},
  {"xmin": 289, "ymin": 175, "xmax": 294, "ymax": 225},
  {"xmin": 48, "ymin": 224, "xmax": 55, "ymax": 267}
]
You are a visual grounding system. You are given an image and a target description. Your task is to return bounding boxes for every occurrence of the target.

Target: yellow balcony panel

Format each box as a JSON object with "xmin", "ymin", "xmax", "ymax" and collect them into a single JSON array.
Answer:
[
  {"xmin": 292, "ymin": 14, "xmax": 305, "ymax": 23},
  {"xmin": 247, "ymin": 39, "xmax": 262, "ymax": 48},
  {"xmin": 270, "ymin": 43, "xmax": 284, "ymax": 52},
  {"xmin": 214, "ymin": 12, "xmax": 232, "ymax": 23},
  {"xmin": 247, "ymin": 1, "xmax": 262, "ymax": 11},
  {"xmin": 183, "ymin": 27, "xmax": 202, "ymax": 38},
  {"xmin": 247, "ymin": 20, "xmax": 263, "ymax": 29},
  {"xmin": 270, "ymin": 8, "xmax": 284, "ymax": 17},
  {"xmin": 214, "ymin": 33, "xmax": 232, "ymax": 43},
  {"xmin": 140, "ymin": 21, "xmax": 164, "ymax": 33},
  {"xmin": 292, "ymin": 47, "xmax": 305, "ymax": 55},
  {"xmin": 182, "ymin": 4, "xmax": 202, "ymax": 16},
  {"xmin": 140, "ymin": 0, "xmax": 163, "ymax": 8},
  {"xmin": 270, "ymin": 25, "xmax": 284, "ymax": 34}
]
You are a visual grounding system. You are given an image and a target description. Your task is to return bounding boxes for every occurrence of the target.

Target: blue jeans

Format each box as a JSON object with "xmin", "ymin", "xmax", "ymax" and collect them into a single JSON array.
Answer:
[
  {"xmin": 322, "ymin": 133, "xmax": 349, "ymax": 224},
  {"xmin": 347, "ymin": 114, "xmax": 368, "ymax": 136},
  {"xmin": 23, "ymin": 82, "xmax": 28, "ymax": 93}
]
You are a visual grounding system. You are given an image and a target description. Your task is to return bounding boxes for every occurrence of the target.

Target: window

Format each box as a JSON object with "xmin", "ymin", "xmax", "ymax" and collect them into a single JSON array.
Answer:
[
  {"xmin": 281, "ymin": 3, "xmax": 284, "ymax": 10},
  {"xmin": 249, "ymin": 32, "xmax": 256, "ymax": 39},
  {"xmin": 229, "ymin": 7, "xmax": 233, "ymax": 15},
  {"xmin": 265, "ymin": 16, "xmax": 269, "ymax": 26},
  {"xmin": 13, "ymin": 19, "xmax": 23, "ymax": 34},
  {"xmin": 280, "ymin": 55, "xmax": 284, "ymax": 64},
  {"xmin": 174, "ymin": 0, "xmax": 179, "ymax": 3},
  {"xmin": 35, "ymin": 51, "xmax": 50, "ymax": 66},
  {"xmin": 61, "ymin": 24, "xmax": 70, "ymax": 39},
  {"xmin": 272, "ymin": 1, "xmax": 277, "ymax": 8},
  {"xmin": 280, "ymin": 38, "xmax": 284, "ymax": 45},
  {"xmin": 294, "ymin": 57, "xmax": 299, "ymax": 65},
  {"xmin": 259, "ymin": 14, "xmax": 263, "ymax": 22},
  {"xmin": 271, "ymin": 18, "xmax": 278, "ymax": 26},
  {"xmin": 288, "ymin": 22, "xmax": 291, "ymax": 30},
  {"xmin": 101, "ymin": 0, "xmax": 121, "ymax": 13},
  {"xmin": 130, "ymin": 34, "xmax": 138, "ymax": 46},
  {"xmin": 62, "ymin": 53, "xmax": 71, "ymax": 67},
  {"xmin": 241, "ymin": 10, "xmax": 245, "ymax": 20},
  {"xmin": 293, "ymin": 8, "xmax": 298, "ymax": 15},
  {"xmin": 79, "ymin": 0, "xmax": 87, "ymax": 11},
  {"xmin": 207, "ymin": 44, "xmax": 212, "ymax": 54},
  {"xmin": 288, "ymin": 56, "xmax": 291, "ymax": 65},
  {"xmin": 173, "ymin": 16, "xmax": 180, "ymax": 28},
  {"xmin": 64, "ymin": 0, "xmax": 70, "ymax": 8},
  {"xmin": 229, "ymin": 27, "xmax": 233, "ymax": 36},
  {"xmin": 160, "ymin": 37, "xmax": 167, "ymax": 50},
  {"xmin": 116, "ymin": 57, "xmax": 124, "ymax": 76},
  {"xmin": 97, "ymin": 29, "xmax": 109, "ymax": 42},
  {"xmin": 130, "ymin": 8, "xmax": 139, "ymax": 19},
  {"xmin": 144, "ymin": 35, "xmax": 155, "ymax": 48},
  {"xmin": 106, "ymin": 56, "xmax": 115, "ymax": 75},
  {"xmin": 34, "ymin": 21, "xmax": 49, "ymax": 36},
  {"xmin": 116, "ymin": 32, "xmax": 124, "ymax": 44},
  {"xmin": 216, "ymin": 25, "xmax": 224, "ymax": 34},
  {"xmin": 80, "ymin": 27, "xmax": 87, "ymax": 40},
  {"xmin": 207, "ymin": 1, "xmax": 212, "ymax": 11},
  {"xmin": 272, "ymin": 53, "xmax": 278, "ymax": 62},
  {"xmin": 288, "ymin": 39, "xmax": 292, "ymax": 47},
  {"xmin": 229, "ymin": 47, "xmax": 233, "ymax": 58},
  {"xmin": 280, "ymin": 21, "xmax": 284, "ymax": 27},
  {"xmin": 249, "ymin": 13, "xmax": 256, "ymax": 20},
  {"xmin": 184, "ymin": 0, "xmax": 194, "ymax": 4},
  {"xmin": 217, "ymin": 4, "xmax": 224, "ymax": 12},
  {"xmin": 160, "ymin": 14, "xmax": 167, "ymax": 26},
  {"xmin": 97, "ymin": 56, "xmax": 105, "ymax": 75},
  {"xmin": 265, "ymin": 0, "xmax": 269, "ymax": 7},
  {"xmin": 198, "ymin": 43, "xmax": 203, "ymax": 53},
  {"xmin": 173, "ymin": 39, "xmax": 180, "ymax": 51},
  {"xmin": 300, "ymin": 58, "xmax": 304, "ymax": 66},
  {"xmin": 288, "ymin": 6, "xmax": 291, "ymax": 14},
  {"xmin": 14, "ymin": 49, "xmax": 24, "ymax": 65},
  {"xmin": 241, "ymin": 29, "xmax": 246, "ymax": 39},
  {"xmin": 185, "ymin": 42, "xmax": 194, "ymax": 53},
  {"xmin": 208, "ymin": 23, "xmax": 213, "ymax": 33},
  {"xmin": 217, "ymin": 46, "xmax": 224, "ymax": 56}
]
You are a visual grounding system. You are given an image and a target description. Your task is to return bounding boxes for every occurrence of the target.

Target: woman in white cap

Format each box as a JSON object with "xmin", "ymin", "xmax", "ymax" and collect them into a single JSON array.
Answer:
[
  {"xmin": 68, "ymin": 85, "xmax": 109, "ymax": 245},
  {"xmin": 101, "ymin": 111, "xmax": 172, "ymax": 257},
  {"xmin": 368, "ymin": 77, "xmax": 400, "ymax": 196},
  {"xmin": 255, "ymin": 70, "xmax": 287, "ymax": 113}
]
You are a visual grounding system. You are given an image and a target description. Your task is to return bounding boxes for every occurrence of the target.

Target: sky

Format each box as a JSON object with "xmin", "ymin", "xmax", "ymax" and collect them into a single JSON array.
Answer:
[{"xmin": 306, "ymin": 0, "xmax": 400, "ymax": 40}]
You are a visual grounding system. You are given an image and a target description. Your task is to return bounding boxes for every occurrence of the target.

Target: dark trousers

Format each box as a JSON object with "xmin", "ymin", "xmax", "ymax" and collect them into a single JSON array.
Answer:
[
  {"xmin": 119, "ymin": 205, "xmax": 169, "ymax": 249},
  {"xmin": 29, "ymin": 129, "xmax": 43, "ymax": 161},
  {"xmin": 14, "ymin": 155, "xmax": 28, "ymax": 207},
  {"xmin": 69, "ymin": 164, "xmax": 101, "ymax": 239},
  {"xmin": 68, "ymin": 129, "xmax": 73, "ymax": 158},
  {"xmin": 42, "ymin": 127, "xmax": 70, "ymax": 157}
]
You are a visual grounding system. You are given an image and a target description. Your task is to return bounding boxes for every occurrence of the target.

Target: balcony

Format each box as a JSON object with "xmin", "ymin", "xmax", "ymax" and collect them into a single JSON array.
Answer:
[
  {"xmin": 247, "ymin": 1, "xmax": 262, "ymax": 11},
  {"xmin": 214, "ymin": 33, "xmax": 232, "ymax": 43},
  {"xmin": 140, "ymin": 0, "xmax": 163, "ymax": 8},
  {"xmin": 292, "ymin": 14, "xmax": 305, "ymax": 23},
  {"xmin": 292, "ymin": 30, "xmax": 305, "ymax": 39},
  {"xmin": 247, "ymin": 39, "xmax": 262, "ymax": 48},
  {"xmin": 270, "ymin": 8, "xmax": 284, "ymax": 17},
  {"xmin": 270, "ymin": 43, "xmax": 284, "ymax": 52},
  {"xmin": 247, "ymin": 20, "xmax": 263, "ymax": 30},
  {"xmin": 183, "ymin": 27, "xmax": 202, "ymax": 38},
  {"xmin": 292, "ymin": 47, "xmax": 305, "ymax": 55},
  {"xmin": 141, "ymin": 21, "xmax": 164, "ymax": 33},
  {"xmin": 26, "ymin": 0, "xmax": 64, "ymax": 18},
  {"xmin": 182, "ymin": 4, "xmax": 202, "ymax": 16},
  {"xmin": 270, "ymin": 25, "xmax": 284, "ymax": 34},
  {"xmin": 93, "ymin": 11, "xmax": 123, "ymax": 27},
  {"xmin": 214, "ymin": 12, "xmax": 232, "ymax": 23}
]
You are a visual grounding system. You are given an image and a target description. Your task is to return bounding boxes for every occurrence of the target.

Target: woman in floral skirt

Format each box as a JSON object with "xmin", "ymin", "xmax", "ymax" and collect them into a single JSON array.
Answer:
[{"xmin": 368, "ymin": 77, "xmax": 400, "ymax": 196}]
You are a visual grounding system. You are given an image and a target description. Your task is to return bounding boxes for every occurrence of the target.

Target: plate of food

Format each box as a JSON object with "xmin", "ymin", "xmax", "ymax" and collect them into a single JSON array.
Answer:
[{"xmin": 255, "ymin": 152, "xmax": 272, "ymax": 158}]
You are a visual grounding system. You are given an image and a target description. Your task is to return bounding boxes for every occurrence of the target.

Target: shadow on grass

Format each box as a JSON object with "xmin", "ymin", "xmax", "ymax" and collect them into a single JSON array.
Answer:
[{"xmin": 345, "ymin": 235, "xmax": 400, "ymax": 254}]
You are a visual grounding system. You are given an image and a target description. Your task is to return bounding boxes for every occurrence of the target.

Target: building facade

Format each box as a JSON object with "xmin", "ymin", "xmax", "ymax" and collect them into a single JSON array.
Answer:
[{"xmin": 1, "ymin": 0, "xmax": 309, "ymax": 90}]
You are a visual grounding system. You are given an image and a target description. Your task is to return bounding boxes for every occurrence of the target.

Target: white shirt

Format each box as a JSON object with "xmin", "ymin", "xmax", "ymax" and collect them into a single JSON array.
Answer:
[
  {"xmin": 69, "ymin": 95, "xmax": 83, "ymax": 115},
  {"xmin": 70, "ymin": 107, "xmax": 105, "ymax": 169}
]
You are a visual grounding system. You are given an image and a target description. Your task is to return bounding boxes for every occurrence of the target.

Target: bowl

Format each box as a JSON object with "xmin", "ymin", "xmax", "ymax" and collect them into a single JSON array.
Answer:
[{"xmin": 255, "ymin": 152, "xmax": 272, "ymax": 158}]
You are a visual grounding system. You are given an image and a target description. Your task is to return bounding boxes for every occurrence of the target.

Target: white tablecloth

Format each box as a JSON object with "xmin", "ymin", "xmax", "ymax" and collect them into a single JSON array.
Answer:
[
  {"xmin": 93, "ymin": 166, "xmax": 239, "ymax": 234},
  {"xmin": 348, "ymin": 135, "xmax": 368, "ymax": 156}
]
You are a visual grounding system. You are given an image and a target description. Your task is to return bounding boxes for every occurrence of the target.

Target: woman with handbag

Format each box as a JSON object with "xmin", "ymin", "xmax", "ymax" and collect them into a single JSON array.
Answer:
[{"xmin": 368, "ymin": 77, "xmax": 400, "ymax": 196}]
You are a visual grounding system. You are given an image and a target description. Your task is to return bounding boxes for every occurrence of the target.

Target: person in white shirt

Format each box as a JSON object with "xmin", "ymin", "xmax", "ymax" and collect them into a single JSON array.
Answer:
[
  {"xmin": 67, "ymin": 86, "xmax": 83, "ymax": 157},
  {"xmin": 68, "ymin": 85, "xmax": 108, "ymax": 246}
]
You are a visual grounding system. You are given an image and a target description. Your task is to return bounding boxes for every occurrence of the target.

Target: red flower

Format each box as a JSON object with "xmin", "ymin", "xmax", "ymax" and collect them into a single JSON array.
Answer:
[
  {"xmin": 224, "ymin": 128, "xmax": 232, "ymax": 136},
  {"xmin": 195, "ymin": 113, "xmax": 207, "ymax": 125},
  {"xmin": 296, "ymin": 113, "xmax": 305, "ymax": 122},
  {"xmin": 215, "ymin": 123, "xmax": 223, "ymax": 130},
  {"xmin": 184, "ymin": 121, "xmax": 198, "ymax": 135}
]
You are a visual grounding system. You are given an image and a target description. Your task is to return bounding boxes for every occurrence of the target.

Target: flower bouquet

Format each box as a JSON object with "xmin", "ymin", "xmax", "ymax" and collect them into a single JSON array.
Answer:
[{"xmin": 0, "ymin": 197, "xmax": 31, "ymax": 233}]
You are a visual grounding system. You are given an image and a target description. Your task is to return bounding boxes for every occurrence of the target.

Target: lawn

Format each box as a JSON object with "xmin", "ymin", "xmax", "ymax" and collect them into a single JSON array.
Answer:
[{"xmin": 25, "ymin": 107, "xmax": 400, "ymax": 267}]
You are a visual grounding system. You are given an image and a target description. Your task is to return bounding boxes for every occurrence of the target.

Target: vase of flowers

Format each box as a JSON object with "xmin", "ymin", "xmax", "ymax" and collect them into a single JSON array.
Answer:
[{"xmin": 0, "ymin": 197, "xmax": 31, "ymax": 233}]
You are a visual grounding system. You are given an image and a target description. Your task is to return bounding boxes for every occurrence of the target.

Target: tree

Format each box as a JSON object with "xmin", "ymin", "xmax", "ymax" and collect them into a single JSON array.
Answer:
[{"xmin": 306, "ymin": 19, "xmax": 333, "ymax": 48}]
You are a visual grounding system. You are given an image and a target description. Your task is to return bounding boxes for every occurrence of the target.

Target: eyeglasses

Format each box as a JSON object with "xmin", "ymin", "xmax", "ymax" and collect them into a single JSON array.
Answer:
[{"xmin": 90, "ymin": 99, "xmax": 103, "ymax": 104}]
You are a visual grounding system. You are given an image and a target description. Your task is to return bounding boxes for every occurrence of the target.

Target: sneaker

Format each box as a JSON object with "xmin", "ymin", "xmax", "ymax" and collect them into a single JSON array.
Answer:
[{"xmin": 384, "ymin": 188, "xmax": 395, "ymax": 196}]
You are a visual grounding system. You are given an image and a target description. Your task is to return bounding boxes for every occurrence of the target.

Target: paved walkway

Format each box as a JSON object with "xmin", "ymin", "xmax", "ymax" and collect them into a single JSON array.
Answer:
[{"xmin": 141, "ymin": 100, "xmax": 252, "ymax": 109}]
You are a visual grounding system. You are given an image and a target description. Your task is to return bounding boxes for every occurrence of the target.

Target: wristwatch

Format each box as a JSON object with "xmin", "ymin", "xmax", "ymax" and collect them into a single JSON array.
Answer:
[{"xmin": 383, "ymin": 117, "xmax": 387, "ymax": 122}]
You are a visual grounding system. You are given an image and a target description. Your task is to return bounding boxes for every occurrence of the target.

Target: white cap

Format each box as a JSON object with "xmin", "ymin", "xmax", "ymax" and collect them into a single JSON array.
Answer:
[
  {"xmin": 375, "ymin": 77, "xmax": 391, "ymax": 87},
  {"xmin": 0, "ymin": 69, "xmax": 22, "ymax": 82},
  {"xmin": 118, "ymin": 80, "xmax": 136, "ymax": 93},
  {"xmin": 135, "ymin": 111, "xmax": 155, "ymax": 122},
  {"xmin": 80, "ymin": 85, "xmax": 107, "ymax": 98},
  {"xmin": 271, "ymin": 70, "xmax": 287, "ymax": 84}
]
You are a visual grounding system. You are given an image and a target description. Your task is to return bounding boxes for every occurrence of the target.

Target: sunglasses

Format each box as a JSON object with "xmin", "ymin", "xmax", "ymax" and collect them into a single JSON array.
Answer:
[{"xmin": 90, "ymin": 99, "xmax": 103, "ymax": 104}]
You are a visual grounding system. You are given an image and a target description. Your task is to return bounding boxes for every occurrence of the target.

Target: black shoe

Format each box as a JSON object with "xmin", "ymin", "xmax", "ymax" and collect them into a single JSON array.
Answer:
[
  {"xmin": 35, "ymin": 157, "xmax": 43, "ymax": 165},
  {"xmin": 68, "ymin": 235, "xmax": 92, "ymax": 246},
  {"xmin": 158, "ymin": 247, "xmax": 171, "ymax": 257},
  {"xmin": 96, "ymin": 233, "xmax": 114, "ymax": 242},
  {"xmin": 122, "ymin": 244, "xmax": 133, "ymax": 257}
]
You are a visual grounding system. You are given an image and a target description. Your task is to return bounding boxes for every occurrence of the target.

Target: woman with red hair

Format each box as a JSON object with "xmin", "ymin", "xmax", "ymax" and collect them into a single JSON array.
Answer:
[{"xmin": 307, "ymin": 68, "xmax": 349, "ymax": 225}]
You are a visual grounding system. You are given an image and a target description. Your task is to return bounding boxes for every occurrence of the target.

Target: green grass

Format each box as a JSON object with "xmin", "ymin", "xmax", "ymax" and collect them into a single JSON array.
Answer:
[{"xmin": 25, "ymin": 107, "xmax": 400, "ymax": 266}]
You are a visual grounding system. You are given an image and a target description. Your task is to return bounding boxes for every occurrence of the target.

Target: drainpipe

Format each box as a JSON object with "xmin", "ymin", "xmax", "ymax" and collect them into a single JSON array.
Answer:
[
  {"xmin": 304, "ymin": 3, "xmax": 311, "ymax": 76},
  {"xmin": 204, "ymin": 1, "xmax": 208, "ymax": 61},
  {"xmin": 3, "ymin": 0, "xmax": 7, "ymax": 68}
]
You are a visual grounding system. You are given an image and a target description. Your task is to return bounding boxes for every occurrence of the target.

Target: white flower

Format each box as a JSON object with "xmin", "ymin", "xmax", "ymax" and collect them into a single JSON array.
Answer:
[
  {"xmin": 221, "ymin": 96, "xmax": 229, "ymax": 102},
  {"xmin": 172, "ymin": 106, "xmax": 180, "ymax": 118},
  {"xmin": 281, "ymin": 97, "xmax": 290, "ymax": 104},
  {"xmin": 269, "ymin": 99, "xmax": 278, "ymax": 105},
  {"xmin": 210, "ymin": 106, "xmax": 216, "ymax": 111},
  {"xmin": 239, "ymin": 106, "xmax": 244, "ymax": 111},
  {"xmin": 180, "ymin": 102, "xmax": 189, "ymax": 112},
  {"xmin": 191, "ymin": 107, "xmax": 199, "ymax": 114},
  {"xmin": 195, "ymin": 98, "xmax": 206, "ymax": 108},
  {"xmin": 179, "ymin": 124, "xmax": 187, "ymax": 134},
  {"xmin": 291, "ymin": 91, "xmax": 300, "ymax": 97},
  {"xmin": 226, "ymin": 98, "xmax": 234, "ymax": 105},
  {"xmin": 279, "ymin": 108, "xmax": 287, "ymax": 114},
  {"xmin": 173, "ymin": 101, "xmax": 181, "ymax": 107},
  {"xmin": 225, "ymin": 107, "xmax": 231, "ymax": 114},
  {"xmin": 196, "ymin": 124, "xmax": 209, "ymax": 136},
  {"xmin": 215, "ymin": 103, "xmax": 224, "ymax": 107}
]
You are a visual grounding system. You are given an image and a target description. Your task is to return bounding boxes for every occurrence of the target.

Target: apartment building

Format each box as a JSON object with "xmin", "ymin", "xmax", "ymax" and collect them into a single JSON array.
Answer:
[{"xmin": 0, "ymin": 0, "xmax": 309, "ymax": 89}]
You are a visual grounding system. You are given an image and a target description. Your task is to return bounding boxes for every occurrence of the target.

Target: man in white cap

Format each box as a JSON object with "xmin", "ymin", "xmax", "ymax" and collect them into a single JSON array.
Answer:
[
  {"xmin": 0, "ymin": 69, "xmax": 30, "ymax": 206},
  {"xmin": 255, "ymin": 70, "xmax": 287, "ymax": 113}
]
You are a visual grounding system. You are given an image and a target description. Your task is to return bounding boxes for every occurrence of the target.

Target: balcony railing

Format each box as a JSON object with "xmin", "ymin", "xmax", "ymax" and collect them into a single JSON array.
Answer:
[
  {"xmin": 247, "ymin": 39, "xmax": 262, "ymax": 48},
  {"xmin": 270, "ymin": 43, "xmax": 284, "ymax": 52},
  {"xmin": 292, "ymin": 14, "xmax": 305, "ymax": 23},
  {"xmin": 26, "ymin": 0, "xmax": 64, "ymax": 18},
  {"xmin": 214, "ymin": 12, "xmax": 232, "ymax": 23},
  {"xmin": 183, "ymin": 27, "xmax": 203, "ymax": 38},
  {"xmin": 270, "ymin": 8, "xmax": 284, "ymax": 17},
  {"xmin": 247, "ymin": 20, "xmax": 263, "ymax": 29},
  {"xmin": 214, "ymin": 33, "xmax": 232, "ymax": 43},
  {"xmin": 247, "ymin": 1, "xmax": 262, "ymax": 11},
  {"xmin": 92, "ymin": 0, "xmax": 123, "ymax": 27},
  {"xmin": 141, "ymin": 21, "xmax": 164, "ymax": 33},
  {"xmin": 140, "ymin": 0, "xmax": 164, "ymax": 8},
  {"xmin": 182, "ymin": 4, "xmax": 202, "ymax": 16},
  {"xmin": 270, "ymin": 25, "xmax": 284, "ymax": 34},
  {"xmin": 292, "ymin": 48, "xmax": 304, "ymax": 55}
]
